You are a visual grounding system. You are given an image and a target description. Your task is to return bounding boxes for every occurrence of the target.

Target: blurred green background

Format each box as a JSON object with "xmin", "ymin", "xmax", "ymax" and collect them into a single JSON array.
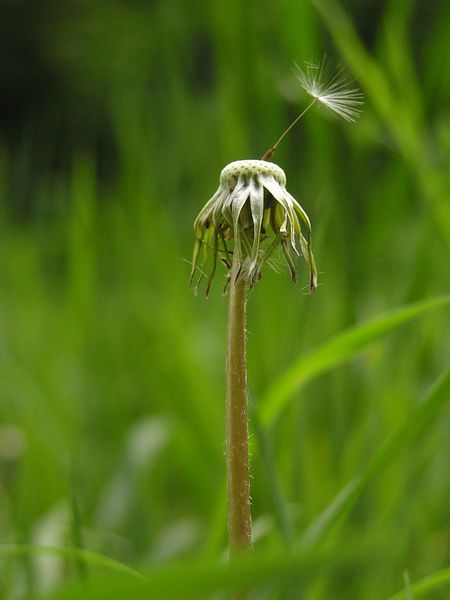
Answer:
[{"xmin": 0, "ymin": 1, "xmax": 449, "ymax": 598}]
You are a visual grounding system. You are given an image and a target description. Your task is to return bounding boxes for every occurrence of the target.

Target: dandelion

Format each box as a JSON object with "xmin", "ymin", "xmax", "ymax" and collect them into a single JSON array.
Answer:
[
  {"xmin": 190, "ymin": 159, "xmax": 317, "ymax": 296},
  {"xmin": 190, "ymin": 58, "xmax": 362, "ymax": 570}
]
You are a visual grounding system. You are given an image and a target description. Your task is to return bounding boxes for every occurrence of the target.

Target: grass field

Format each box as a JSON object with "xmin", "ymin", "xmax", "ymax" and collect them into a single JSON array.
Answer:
[{"xmin": 0, "ymin": 1, "xmax": 449, "ymax": 598}]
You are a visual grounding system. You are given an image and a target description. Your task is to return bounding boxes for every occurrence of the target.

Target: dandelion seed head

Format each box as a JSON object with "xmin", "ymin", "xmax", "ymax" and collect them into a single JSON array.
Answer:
[
  {"xmin": 293, "ymin": 56, "xmax": 364, "ymax": 123},
  {"xmin": 191, "ymin": 160, "xmax": 317, "ymax": 294}
]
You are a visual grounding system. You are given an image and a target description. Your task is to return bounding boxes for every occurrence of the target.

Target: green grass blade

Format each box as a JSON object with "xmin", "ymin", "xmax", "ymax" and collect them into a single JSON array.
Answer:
[
  {"xmin": 260, "ymin": 295, "xmax": 449, "ymax": 426},
  {"xmin": 0, "ymin": 545, "xmax": 145, "ymax": 581},
  {"xmin": 45, "ymin": 544, "xmax": 375, "ymax": 600},
  {"xmin": 250, "ymin": 397, "xmax": 294, "ymax": 548},
  {"xmin": 312, "ymin": 0, "xmax": 397, "ymax": 126},
  {"xmin": 298, "ymin": 366, "xmax": 450, "ymax": 549},
  {"xmin": 387, "ymin": 567, "xmax": 450, "ymax": 600},
  {"xmin": 311, "ymin": 0, "xmax": 450, "ymax": 242},
  {"xmin": 68, "ymin": 464, "xmax": 88, "ymax": 582}
]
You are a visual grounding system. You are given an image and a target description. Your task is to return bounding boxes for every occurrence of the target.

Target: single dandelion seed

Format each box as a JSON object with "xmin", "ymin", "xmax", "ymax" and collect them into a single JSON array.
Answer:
[{"xmin": 261, "ymin": 56, "xmax": 363, "ymax": 160}]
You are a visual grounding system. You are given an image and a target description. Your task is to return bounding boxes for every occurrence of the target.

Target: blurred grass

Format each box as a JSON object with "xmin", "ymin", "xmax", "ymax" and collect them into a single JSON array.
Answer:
[
  {"xmin": 261, "ymin": 295, "xmax": 449, "ymax": 425},
  {"xmin": 0, "ymin": 1, "xmax": 449, "ymax": 599}
]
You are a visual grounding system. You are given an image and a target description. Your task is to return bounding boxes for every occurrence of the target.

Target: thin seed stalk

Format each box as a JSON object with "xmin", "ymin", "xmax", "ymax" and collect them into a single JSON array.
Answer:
[
  {"xmin": 261, "ymin": 98, "xmax": 317, "ymax": 161},
  {"xmin": 226, "ymin": 254, "xmax": 252, "ymax": 560}
]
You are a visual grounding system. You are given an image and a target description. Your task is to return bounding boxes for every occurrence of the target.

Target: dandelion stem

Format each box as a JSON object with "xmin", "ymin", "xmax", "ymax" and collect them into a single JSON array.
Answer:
[
  {"xmin": 226, "ymin": 252, "xmax": 252, "ymax": 567},
  {"xmin": 261, "ymin": 98, "xmax": 317, "ymax": 161}
]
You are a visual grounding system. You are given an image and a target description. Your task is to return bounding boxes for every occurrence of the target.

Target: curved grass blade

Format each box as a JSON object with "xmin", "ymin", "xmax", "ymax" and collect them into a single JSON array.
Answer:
[
  {"xmin": 44, "ymin": 544, "xmax": 375, "ymax": 600},
  {"xmin": 298, "ymin": 366, "xmax": 450, "ymax": 550},
  {"xmin": 249, "ymin": 396, "xmax": 294, "ymax": 548},
  {"xmin": 0, "ymin": 545, "xmax": 145, "ymax": 581},
  {"xmin": 311, "ymin": 0, "xmax": 450, "ymax": 243},
  {"xmin": 260, "ymin": 295, "xmax": 449, "ymax": 426},
  {"xmin": 387, "ymin": 567, "xmax": 450, "ymax": 600}
]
